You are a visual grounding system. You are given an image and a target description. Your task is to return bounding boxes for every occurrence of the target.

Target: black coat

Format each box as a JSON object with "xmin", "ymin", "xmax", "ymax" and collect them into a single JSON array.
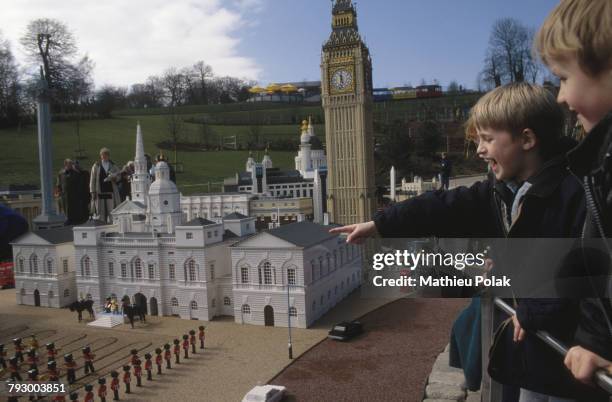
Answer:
[{"xmin": 567, "ymin": 112, "xmax": 612, "ymax": 362}]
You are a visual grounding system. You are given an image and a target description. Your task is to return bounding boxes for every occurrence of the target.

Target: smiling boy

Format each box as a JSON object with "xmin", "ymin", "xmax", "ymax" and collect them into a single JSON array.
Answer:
[{"xmin": 535, "ymin": 0, "xmax": 612, "ymax": 389}]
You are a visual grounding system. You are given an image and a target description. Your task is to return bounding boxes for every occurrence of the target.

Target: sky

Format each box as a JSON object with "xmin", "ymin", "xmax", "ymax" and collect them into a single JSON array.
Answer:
[{"xmin": 0, "ymin": 0, "xmax": 561, "ymax": 90}]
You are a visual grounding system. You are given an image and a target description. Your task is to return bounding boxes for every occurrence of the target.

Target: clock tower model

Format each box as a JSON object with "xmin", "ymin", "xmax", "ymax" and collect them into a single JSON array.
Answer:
[{"xmin": 321, "ymin": 0, "xmax": 376, "ymax": 225}]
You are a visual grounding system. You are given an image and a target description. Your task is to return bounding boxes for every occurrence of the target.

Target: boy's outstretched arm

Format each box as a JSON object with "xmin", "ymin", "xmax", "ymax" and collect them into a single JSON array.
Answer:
[{"xmin": 329, "ymin": 221, "xmax": 377, "ymax": 244}]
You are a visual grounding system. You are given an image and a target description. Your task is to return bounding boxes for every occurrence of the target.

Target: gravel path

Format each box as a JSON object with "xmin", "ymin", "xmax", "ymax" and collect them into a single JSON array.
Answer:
[{"xmin": 271, "ymin": 298, "xmax": 468, "ymax": 402}]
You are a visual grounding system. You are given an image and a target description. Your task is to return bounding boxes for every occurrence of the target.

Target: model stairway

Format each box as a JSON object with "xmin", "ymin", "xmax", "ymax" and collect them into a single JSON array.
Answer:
[{"xmin": 87, "ymin": 313, "xmax": 124, "ymax": 328}]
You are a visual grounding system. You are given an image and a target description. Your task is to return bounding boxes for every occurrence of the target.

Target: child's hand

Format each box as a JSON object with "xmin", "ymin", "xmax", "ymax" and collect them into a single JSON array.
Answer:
[
  {"xmin": 329, "ymin": 221, "xmax": 378, "ymax": 244},
  {"xmin": 564, "ymin": 346, "xmax": 612, "ymax": 385},
  {"xmin": 511, "ymin": 314, "xmax": 525, "ymax": 342}
]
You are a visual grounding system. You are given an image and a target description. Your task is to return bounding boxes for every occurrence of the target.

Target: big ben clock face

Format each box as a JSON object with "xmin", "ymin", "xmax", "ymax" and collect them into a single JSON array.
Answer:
[{"xmin": 331, "ymin": 68, "xmax": 353, "ymax": 92}]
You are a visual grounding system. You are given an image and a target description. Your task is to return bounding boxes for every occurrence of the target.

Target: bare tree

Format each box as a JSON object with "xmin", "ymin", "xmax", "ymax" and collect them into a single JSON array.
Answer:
[
  {"xmin": 166, "ymin": 108, "xmax": 183, "ymax": 163},
  {"xmin": 193, "ymin": 60, "xmax": 213, "ymax": 104},
  {"xmin": 162, "ymin": 67, "xmax": 186, "ymax": 107},
  {"xmin": 0, "ymin": 32, "xmax": 23, "ymax": 128},
  {"xmin": 20, "ymin": 18, "xmax": 77, "ymax": 88},
  {"xmin": 480, "ymin": 18, "xmax": 539, "ymax": 86}
]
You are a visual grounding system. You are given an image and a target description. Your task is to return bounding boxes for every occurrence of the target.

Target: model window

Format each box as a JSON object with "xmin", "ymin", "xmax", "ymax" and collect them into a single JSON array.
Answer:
[
  {"xmin": 48, "ymin": 290, "xmax": 54, "ymax": 299},
  {"xmin": 214, "ymin": 230, "xmax": 218, "ymax": 237},
  {"xmin": 46, "ymin": 259, "xmax": 53, "ymax": 274},
  {"xmin": 169, "ymin": 263, "xmax": 176, "ymax": 280},
  {"xmin": 188, "ymin": 260, "xmax": 196, "ymax": 281},
  {"xmin": 241, "ymin": 267, "xmax": 249, "ymax": 284},
  {"xmin": 186, "ymin": 232, "xmax": 193, "ymax": 240},
  {"xmin": 207, "ymin": 231, "xmax": 211, "ymax": 238},
  {"xmin": 211, "ymin": 298, "xmax": 216, "ymax": 308},
  {"xmin": 81, "ymin": 233, "xmax": 87, "ymax": 239},
  {"xmin": 311, "ymin": 260, "xmax": 316, "ymax": 282},
  {"xmin": 289, "ymin": 306, "xmax": 297, "ymax": 317},
  {"xmin": 190, "ymin": 301, "xmax": 198, "ymax": 310},
  {"xmin": 81, "ymin": 256, "xmax": 90, "ymax": 277},
  {"xmin": 263, "ymin": 262, "xmax": 272, "ymax": 285},
  {"xmin": 287, "ymin": 268, "xmax": 296, "ymax": 285},
  {"xmin": 134, "ymin": 259, "xmax": 142, "ymax": 279},
  {"xmin": 224, "ymin": 297, "xmax": 231, "ymax": 306},
  {"xmin": 148, "ymin": 263, "xmax": 154, "ymax": 280},
  {"xmin": 30, "ymin": 254, "xmax": 38, "ymax": 274},
  {"xmin": 18, "ymin": 258, "xmax": 25, "ymax": 273},
  {"xmin": 171, "ymin": 297, "xmax": 179, "ymax": 307},
  {"xmin": 121, "ymin": 263, "xmax": 127, "ymax": 278},
  {"xmin": 319, "ymin": 258, "xmax": 323, "ymax": 278},
  {"xmin": 108, "ymin": 262, "xmax": 114, "ymax": 277},
  {"xmin": 63, "ymin": 289, "xmax": 70, "ymax": 297},
  {"xmin": 242, "ymin": 304, "xmax": 251, "ymax": 314},
  {"xmin": 210, "ymin": 264, "xmax": 215, "ymax": 281}
]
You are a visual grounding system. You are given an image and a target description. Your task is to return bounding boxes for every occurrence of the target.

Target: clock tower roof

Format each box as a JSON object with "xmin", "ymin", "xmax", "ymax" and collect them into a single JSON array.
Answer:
[{"xmin": 325, "ymin": 0, "xmax": 364, "ymax": 49}]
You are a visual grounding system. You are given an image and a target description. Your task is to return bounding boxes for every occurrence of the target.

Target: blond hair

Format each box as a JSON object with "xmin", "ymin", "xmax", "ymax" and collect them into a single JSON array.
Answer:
[
  {"xmin": 535, "ymin": 0, "xmax": 612, "ymax": 76},
  {"xmin": 466, "ymin": 83, "xmax": 564, "ymax": 155}
]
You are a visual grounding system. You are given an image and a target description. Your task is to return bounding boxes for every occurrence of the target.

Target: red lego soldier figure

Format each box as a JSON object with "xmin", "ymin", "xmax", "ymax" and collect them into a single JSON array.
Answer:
[
  {"xmin": 26, "ymin": 348, "xmax": 38, "ymax": 370},
  {"xmin": 110, "ymin": 370, "xmax": 120, "ymax": 401},
  {"xmin": 82, "ymin": 346, "xmax": 95, "ymax": 374},
  {"xmin": 53, "ymin": 393, "xmax": 67, "ymax": 402},
  {"xmin": 122, "ymin": 365, "xmax": 131, "ymax": 394},
  {"xmin": 8, "ymin": 356, "xmax": 22, "ymax": 381},
  {"xmin": 189, "ymin": 330, "xmax": 196, "ymax": 354},
  {"xmin": 46, "ymin": 342, "xmax": 58, "ymax": 363},
  {"xmin": 0, "ymin": 344, "xmax": 6, "ymax": 369},
  {"xmin": 144, "ymin": 353, "xmax": 152, "ymax": 381},
  {"xmin": 84, "ymin": 384, "xmax": 94, "ymax": 402},
  {"xmin": 198, "ymin": 325, "xmax": 205, "ymax": 349},
  {"xmin": 47, "ymin": 360, "xmax": 60, "ymax": 381},
  {"xmin": 129, "ymin": 349, "xmax": 139, "ymax": 366},
  {"xmin": 29, "ymin": 334, "xmax": 39, "ymax": 353},
  {"xmin": 133, "ymin": 358, "xmax": 142, "ymax": 387},
  {"xmin": 27, "ymin": 368, "xmax": 39, "ymax": 401},
  {"xmin": 154, "ymin": 348, "xmax": 163, "ymax": 374},
  {"xmin": 172, "ymin": 339, "xmax": 180, "ymax": 364},
  {"xmin": 97, "ymin": 377, "xmax": 107, "ymax": 402},
  {"xmin": 69, "ymin": 392, "xmax": 78, "ymax": 402},
  {"xmin": 181, "ymin": 335, "xmax": 189, "ymax": 359},
  {"xmin": 13, "ymin": 338, "xmax": 23, "ymax": 363},
  {"xmin": 163, "ymin": 344, "xmax": 171, "ymax": 369},
  {"xmin": 64, "ymin": 354, "xmax": 77, "ymax": 384}
]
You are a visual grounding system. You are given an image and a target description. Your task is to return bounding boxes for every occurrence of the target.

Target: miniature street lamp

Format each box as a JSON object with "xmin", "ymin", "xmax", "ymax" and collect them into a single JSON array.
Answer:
[{"xmin": 286, "ymin": 273, "xmax": 293, "ymax": 359}]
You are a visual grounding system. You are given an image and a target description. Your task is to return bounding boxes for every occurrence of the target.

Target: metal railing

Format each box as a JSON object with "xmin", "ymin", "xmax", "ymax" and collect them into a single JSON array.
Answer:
[{"xmin": 493, "ymin": 297, "xmax": 612, "ymax": 396}]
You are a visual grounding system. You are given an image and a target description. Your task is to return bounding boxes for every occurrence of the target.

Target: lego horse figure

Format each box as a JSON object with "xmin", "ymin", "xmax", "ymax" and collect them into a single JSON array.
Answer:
[{"xmin": 69, "ymin": 300, "xmax": 95, "ymax": 322}]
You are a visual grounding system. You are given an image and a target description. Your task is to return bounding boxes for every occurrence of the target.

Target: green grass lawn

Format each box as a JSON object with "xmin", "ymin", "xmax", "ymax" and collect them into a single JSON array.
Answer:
[{"xmin": 0, "ymin": 115, "xmax": 298, "ymax": 195}]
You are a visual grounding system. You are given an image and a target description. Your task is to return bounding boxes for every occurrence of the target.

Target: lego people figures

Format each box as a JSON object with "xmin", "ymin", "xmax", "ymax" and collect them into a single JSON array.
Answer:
[
  {"xmin": 172, "ymin": 339, "xmax": 180, "ymax": 364},
  {"xmin": 132, "ymin": 358, "xmax": 142, "ymax": 387},
  {"xmin": 129, "ymin": 349, "xmax": 139, "ymax": 366},
  {"xmin": 110, "ymin": 370, "xmax": 120, "ymax": 401},
  {"xmin": 47, "ymin": 360, "xmax": 60, "ymax": 381},
  {"xmin": 163, "ymin": 343, "xmax": 171, "ymax": 369},
  {"xmin": 13, "ymin": 338, "xmax": 23, "ymax": 362},
  {"xmin": 46, "ymin": 342, "xmax": 58, "ymax": 362},
  {"xmin": 26, "ymin": 348, "xmax": 38, "ymax": 370},
  {"xmin": 9, "ymin": 356, "xmax": 22, "ymax": 381},
  {"xmin": 64, "ymin": 354, "xmax": 77, "ymax": 384},
  {"xmin": 198, "ymin": 325, "xmax": 205, "ymax": 349},
  {"xmin": 181, "ymin": 334, "xmax": 189, "ymax": 359},
  {"xmin": 27, "ymin": 368, "xmax": 39, "ymax": 401},
  {"xmin": 111, "ymin": 299, "xmax": 119, "ymax": 315},
  {"xmin": 84, "ymin": 384, "xmax": 94, "ymax": 402},
  {"xmin": 144, "ymin": 353, "xmax": 152, "ymax": 381},
  {"xmin": 29, "ymin": 334, "xmax": 39, "ymax": 352},
  {"xmin": 90, "ymin": 147, "xmax": 121, "ymax": 223},
  {"xmin": 189, "ymin": 330, "xmax": 196, "ymax": 354},
  {"xmin": 97, "ymin": 377, "xmax": 107, "ymax": 402},
  {"xmin": 69, "ymin": 392, "xmax": 78, "ymax": 402},
  {"xmin": 83, "ymin": 346, "xmax": 95, "ymax": 375},
  {"xmin": 122, "ymin": 365, "xmax": 131, "ymax": 394},
  {"xmin": 0, "ymin": 344, "xmax": 6, "ymax": 369},
  {"xmin": 154, "ymin": 348, "xmax": 163, "ymax": 374}
]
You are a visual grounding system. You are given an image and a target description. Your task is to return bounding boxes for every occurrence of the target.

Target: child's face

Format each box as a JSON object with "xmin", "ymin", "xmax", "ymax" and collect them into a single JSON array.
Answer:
[
  {"xmin": 548, "ymin": 57, "xmax": 612, "ymax": 132},
  {"xmin": 476, "ymin": 128, "xmax": 528, "ymax": 182}
]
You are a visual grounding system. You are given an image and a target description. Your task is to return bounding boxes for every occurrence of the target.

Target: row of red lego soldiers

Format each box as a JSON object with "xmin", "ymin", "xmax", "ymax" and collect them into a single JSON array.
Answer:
[{"xmin": 7, "ymin": 326, "xmax": 205, "ymax": 402}]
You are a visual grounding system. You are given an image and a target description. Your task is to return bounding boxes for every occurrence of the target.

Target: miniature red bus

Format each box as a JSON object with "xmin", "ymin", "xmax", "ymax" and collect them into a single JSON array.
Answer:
[{"xmin": 0, "ymin": 262, "xmax": 15, "ymax": 289}]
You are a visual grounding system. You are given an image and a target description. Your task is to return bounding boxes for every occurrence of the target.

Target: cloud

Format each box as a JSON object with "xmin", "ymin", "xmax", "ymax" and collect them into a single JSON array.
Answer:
[{"xmin": 0, "ymin": 0, "xmax": 263, "ymax": 88}]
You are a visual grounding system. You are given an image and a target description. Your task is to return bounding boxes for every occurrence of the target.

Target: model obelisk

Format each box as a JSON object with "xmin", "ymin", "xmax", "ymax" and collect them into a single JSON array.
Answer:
[{"xmin": 32, "ymin": 69, "xmax": 65, "ymax": 230}]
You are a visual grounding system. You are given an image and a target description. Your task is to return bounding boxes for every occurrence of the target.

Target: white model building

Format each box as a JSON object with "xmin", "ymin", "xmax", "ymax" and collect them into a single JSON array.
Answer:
[{"xmin": 12, "ymin": 124, "xmax": 359, "ymax": 328}]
